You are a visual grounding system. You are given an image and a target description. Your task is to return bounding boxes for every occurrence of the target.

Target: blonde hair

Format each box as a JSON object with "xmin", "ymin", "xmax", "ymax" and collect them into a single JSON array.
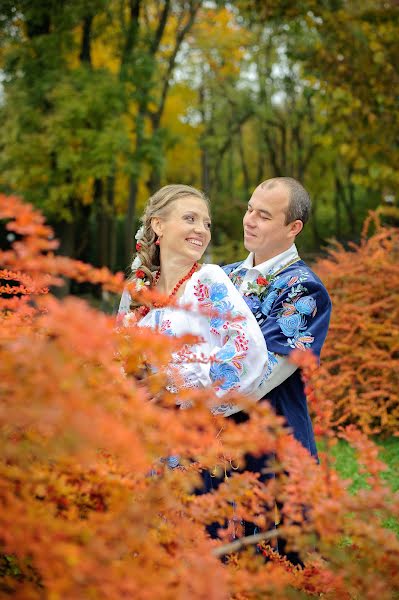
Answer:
[{"xmin": 128, "ymin": 184, "xmax": 209, "ymax": 308}]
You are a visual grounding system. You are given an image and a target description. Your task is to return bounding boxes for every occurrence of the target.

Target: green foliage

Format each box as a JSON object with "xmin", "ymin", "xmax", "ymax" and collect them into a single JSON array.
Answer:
[
  {"xmin": 331, "ymin": 437, "xmax": 399, "ymax": 535},
  {"xmin": 1, "ymin": 67, "xmax": 129, "ymax": 221},
  {"xmin": 0, "ymin": 1, "xmax": 398, "ymax": 269},
  {"xmin": 0, "ymin": 554, "xmax": 43, "ymax": 595}
]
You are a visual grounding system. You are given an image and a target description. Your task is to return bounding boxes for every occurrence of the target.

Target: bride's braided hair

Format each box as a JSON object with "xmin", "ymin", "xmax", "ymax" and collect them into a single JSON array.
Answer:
[{"xmin": 128, "ymin": 184, "xmax": 209, "ymax": 310}]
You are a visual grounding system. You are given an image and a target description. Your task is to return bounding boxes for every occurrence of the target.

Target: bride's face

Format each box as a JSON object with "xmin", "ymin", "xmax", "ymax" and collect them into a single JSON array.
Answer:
[{"xmin": 153, "ymin": 196, "xmax": 212, "ymax": 263}]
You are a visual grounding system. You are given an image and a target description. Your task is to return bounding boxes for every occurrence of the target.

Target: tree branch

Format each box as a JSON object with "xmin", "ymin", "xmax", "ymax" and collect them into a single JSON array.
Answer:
[
  {"xmin": 79, "ymin": 15, "xmax": 93, "ymax": 66},
  {"xmin": 217, "ymin": 110, "xmax": 254, "ymax": 160},
  {"xmin": 119, "ymin": 0, "xmax": 141, "ymax": 79},
  {"xmin": 150, "ymin": 0, "xmax": 171, "ymax": 55},
  {"xmin": 263, "ymin": 125, "xmax": 282, "ymax": 176},
  {"xmin": 212, "ymin": 528, "xmax": 280, "ymax": 558},
  {"xmin": 238, "ymin": 125, "xmax": 251, "ymax": 196},
  {"xmin": 151, "ymin": 1, "xmax": 202, "ymax": 128}
]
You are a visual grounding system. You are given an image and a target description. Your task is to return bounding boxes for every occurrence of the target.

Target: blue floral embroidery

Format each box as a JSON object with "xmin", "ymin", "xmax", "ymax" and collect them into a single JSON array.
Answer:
[
  {"xmin": 226, "ymin": 261, "xmax": 321, "ymax": 355},
  {"xmin": 294, "ymin": 295, "xmax": 317, "ymax": 316},
  {"xmin": 194, "ymin": 277, "xmax": 249, "ymax": 392},
  {"xmin": 217, "ymin": 299, "xmax": 234, "ymax": 312},
  {"xmin": 287, "ymin": 284, "xmax": 307, "ymax": 300},
  {"xmin": 210, "ymin": 314, "xmax": 224, "ymax": 329},
  {"xmin": 271, "ymin": 274, "xmax": 292, "ymax": 290},
  {"xmin": 226, "ymin": 262, "xmax": 319, "ymax": 352},
  {"xmin": 209, "ymin": 282, "xmax": 228, "ymax": 302},
  {"xmin": 232, "ymin": 265, "xmax": 317, "ymax": 351},
  {"xmin": 244, "ymin": 294, "xmax": 261, "ymax": 313},
  {"xmin": 262, "ymin": 350, "xmax": 279, "ymax": 381},
  {"xmin": 273, "ymin": 273, "xmax": 317, "ymax": 350},
  {"xmin": 286, "ymin": 334, "xmax": 315, "ymax": 350},
  {"xmin": 227, "ymin": 267, "xmax": 247, "ymax": 289},
  {"xmin": 210, "ymin": 299, "xmax": 234, "ymax": 328},
  {"xmin": 210, "ymin": 363, "xmax": 240, "ymax": 390},
  {"xmin": 261, "ymin": 290, "xmax": 278, "ymax": 316},
  {"xmin": 277, "ymin": 313, "xmax": 306, "ymax": 338},
  {"xmin": 215, "ymin": 345, "xmax": 236, "ymax": 361}
]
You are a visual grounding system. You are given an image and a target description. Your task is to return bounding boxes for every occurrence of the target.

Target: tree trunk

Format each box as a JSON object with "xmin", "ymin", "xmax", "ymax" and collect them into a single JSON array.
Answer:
[
  {"xmin": 238, "ymin": 126, "xmax": 250, "ymax": 199},
  {"xmin": 97, "ymin": 182, "xmax": 111, "ymax": 269},
  {"xmin": 53, "ymin": 220, "xmax": 76, "ymax": 298},
  {"xmin": 148, "ymin": 167, "xmax": 161, "ymax": 195},
  {"xmin": 199, "ymin": 82, "xmax": 211, "ymax": 196},
  {"xmin": 79, "ymin": 15, "xmax": 93, "ymax": 65},
  {"xmin": 227, "ymin": 140, "xmax": 234, "ymax": 197},
  {"xmin": 201, "ymin": 147, "xmax": 210, "ymax": 197},
  {"xmin": 336, "ymin": 172, "xmax": 356, "ymax": 237},
  {"xmin": 310, "ymin": 195, "xmax": 322, "ymax": 247},
  {"xmin": 346, "ymin": 168, "xmax": 357, "ymax": 235},
  {"xmin": 125, "ymin": 177, "xmax": 138, "ymax": 264},
  {"xmin": 334, "ymin": 176, "xmax": 342, "ymax": 239},
  {"xmin": 107, "ymin": 175, "xmax": 117, "ymax": 271},
  {"xmin": 75, "ymin": 202, "xmax": 92, "ymax": 263}
]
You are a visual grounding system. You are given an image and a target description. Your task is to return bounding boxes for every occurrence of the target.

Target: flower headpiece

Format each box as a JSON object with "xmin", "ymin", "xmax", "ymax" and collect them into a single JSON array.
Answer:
[
  {"xmin": 131, "ymin": 225, "xmax": 149, "ymax": 290},
  {"xmin": 135, "ymin": 225, "xmax": 144, "ymax": 242}
]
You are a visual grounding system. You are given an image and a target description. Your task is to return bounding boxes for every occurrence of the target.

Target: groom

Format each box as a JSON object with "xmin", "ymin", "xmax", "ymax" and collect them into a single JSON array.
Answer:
[{"xmin": 223, "ymin": 177, "xmax": 331, "ymax": 460}]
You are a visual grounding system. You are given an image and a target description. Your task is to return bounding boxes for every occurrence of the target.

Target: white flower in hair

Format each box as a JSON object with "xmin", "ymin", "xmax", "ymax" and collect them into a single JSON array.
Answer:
[
  {"xmin": 131, "ymin": 255, "xmax": 142, "ymax": 270},
  {"xmin": 135, "ymin": 226, "xmax": 144, "ymax": 241},
  {"xmin": 135, "ymin": 279, "xmax": 146, "ymax": 291}
]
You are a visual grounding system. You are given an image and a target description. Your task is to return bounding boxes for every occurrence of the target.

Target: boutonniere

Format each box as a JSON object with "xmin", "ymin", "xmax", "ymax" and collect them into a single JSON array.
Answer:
[
  {"xmin": 245, "ymin": 275, "xmax": 271, "ymax": 299},
  {"xmin": 241, "ymin": 275, "xmax": 273, "ymax": 314}
]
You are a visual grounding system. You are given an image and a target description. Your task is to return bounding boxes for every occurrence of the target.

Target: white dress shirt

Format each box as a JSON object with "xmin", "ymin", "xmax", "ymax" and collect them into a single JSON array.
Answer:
[{"xmin": 229, "ymin": 245, "xmax": 299, "ymax": 401}]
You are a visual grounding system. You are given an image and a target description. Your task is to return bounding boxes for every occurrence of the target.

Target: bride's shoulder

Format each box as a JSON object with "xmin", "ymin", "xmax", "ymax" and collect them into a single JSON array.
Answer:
[{"xmin": 197, "ymin": 263, "xmax": 229, "ymax": 282}]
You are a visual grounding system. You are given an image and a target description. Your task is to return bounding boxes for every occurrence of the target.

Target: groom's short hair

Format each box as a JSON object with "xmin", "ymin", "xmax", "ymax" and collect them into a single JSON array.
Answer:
[{"xmin": 260, "ymin": 177, "xmax": 311, "ymax": 226}]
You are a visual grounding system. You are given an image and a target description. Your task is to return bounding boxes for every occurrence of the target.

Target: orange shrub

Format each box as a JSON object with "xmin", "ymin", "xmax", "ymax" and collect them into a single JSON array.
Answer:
[
  {"xmin": 1, "ymin": 196, "xmax": 399, "ymax": 599},
  {"xmin": 314, "ymin": 216, "xmax": 399, "ymax": 436}
]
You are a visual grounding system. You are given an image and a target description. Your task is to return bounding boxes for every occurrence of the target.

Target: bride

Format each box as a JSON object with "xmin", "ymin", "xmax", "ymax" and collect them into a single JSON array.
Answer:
[{"xmin": 118, "ymin": 184, "xmax": 269, "ymax": 417}]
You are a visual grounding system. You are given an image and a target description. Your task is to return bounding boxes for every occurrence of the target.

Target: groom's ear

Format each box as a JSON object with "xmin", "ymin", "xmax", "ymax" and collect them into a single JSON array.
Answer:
[{"xmin": 289, "ymin": 219, "xmax": 303, "ymax": 238}]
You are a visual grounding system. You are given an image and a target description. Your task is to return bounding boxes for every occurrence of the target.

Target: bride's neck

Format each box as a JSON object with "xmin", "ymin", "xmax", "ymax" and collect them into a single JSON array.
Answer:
[{"xmin": 156, "ymin": 254, "xmax": 196, "ymax": 295}]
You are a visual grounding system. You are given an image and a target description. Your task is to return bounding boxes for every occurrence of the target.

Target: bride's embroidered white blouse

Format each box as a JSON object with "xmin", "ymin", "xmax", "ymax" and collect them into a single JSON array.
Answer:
[{"xmin": 118, "ymin": 264, "xmax": 269, "ymax": 416}]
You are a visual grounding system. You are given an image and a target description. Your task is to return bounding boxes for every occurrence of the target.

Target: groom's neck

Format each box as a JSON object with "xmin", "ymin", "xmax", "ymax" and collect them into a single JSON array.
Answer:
[{"xmin": 253, "ymin": 248, "xmax": 286, "ymax": 267}]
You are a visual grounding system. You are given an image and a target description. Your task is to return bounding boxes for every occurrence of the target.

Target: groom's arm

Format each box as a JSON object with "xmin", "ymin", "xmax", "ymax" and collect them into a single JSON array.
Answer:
[
  {"xmin": 222, "ymin": 263, "xmax": 332, "ymax": 400},
  {"xmin": 253, "ymin": 355, "xmax": 297, "ymax": 400},
  {"xmin": 254, "ymin": 276, "xmax": 332, "ymax": 400}
]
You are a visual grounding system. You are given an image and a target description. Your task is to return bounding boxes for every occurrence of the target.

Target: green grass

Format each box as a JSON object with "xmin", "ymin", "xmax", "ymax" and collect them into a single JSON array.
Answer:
[{"xmin": 321, "ymin": 437, "xmax": 399, "ymax": 534}]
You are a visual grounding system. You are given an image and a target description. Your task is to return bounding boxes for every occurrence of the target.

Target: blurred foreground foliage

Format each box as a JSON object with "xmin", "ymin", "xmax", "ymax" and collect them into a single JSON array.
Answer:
[{"xmin": 1, "ymin": 194, "xmax": 399, "ymax": 599}]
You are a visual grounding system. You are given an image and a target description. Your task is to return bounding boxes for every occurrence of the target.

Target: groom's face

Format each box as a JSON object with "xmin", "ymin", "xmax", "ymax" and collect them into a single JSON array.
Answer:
[{"xmin": 243, "ymin": 183, "xmax": 300, "ymax": 265}]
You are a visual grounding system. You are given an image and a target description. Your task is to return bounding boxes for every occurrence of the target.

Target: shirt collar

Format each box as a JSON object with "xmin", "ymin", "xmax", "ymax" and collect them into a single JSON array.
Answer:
[{"xmin": 237, "ymin": 244, "xmax": 299, "ymax": 276}]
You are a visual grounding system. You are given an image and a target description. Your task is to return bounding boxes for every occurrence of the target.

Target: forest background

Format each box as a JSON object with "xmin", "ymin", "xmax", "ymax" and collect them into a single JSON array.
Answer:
[{"xmin": 1, "ymin": 0, "xmax": 398, "ymax": 293}]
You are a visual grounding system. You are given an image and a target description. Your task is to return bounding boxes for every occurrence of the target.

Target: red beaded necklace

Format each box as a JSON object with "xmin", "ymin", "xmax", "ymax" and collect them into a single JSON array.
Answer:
[{"xmin": 138, "ymin": 261, "xmax": 199, "ymax": 318}]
